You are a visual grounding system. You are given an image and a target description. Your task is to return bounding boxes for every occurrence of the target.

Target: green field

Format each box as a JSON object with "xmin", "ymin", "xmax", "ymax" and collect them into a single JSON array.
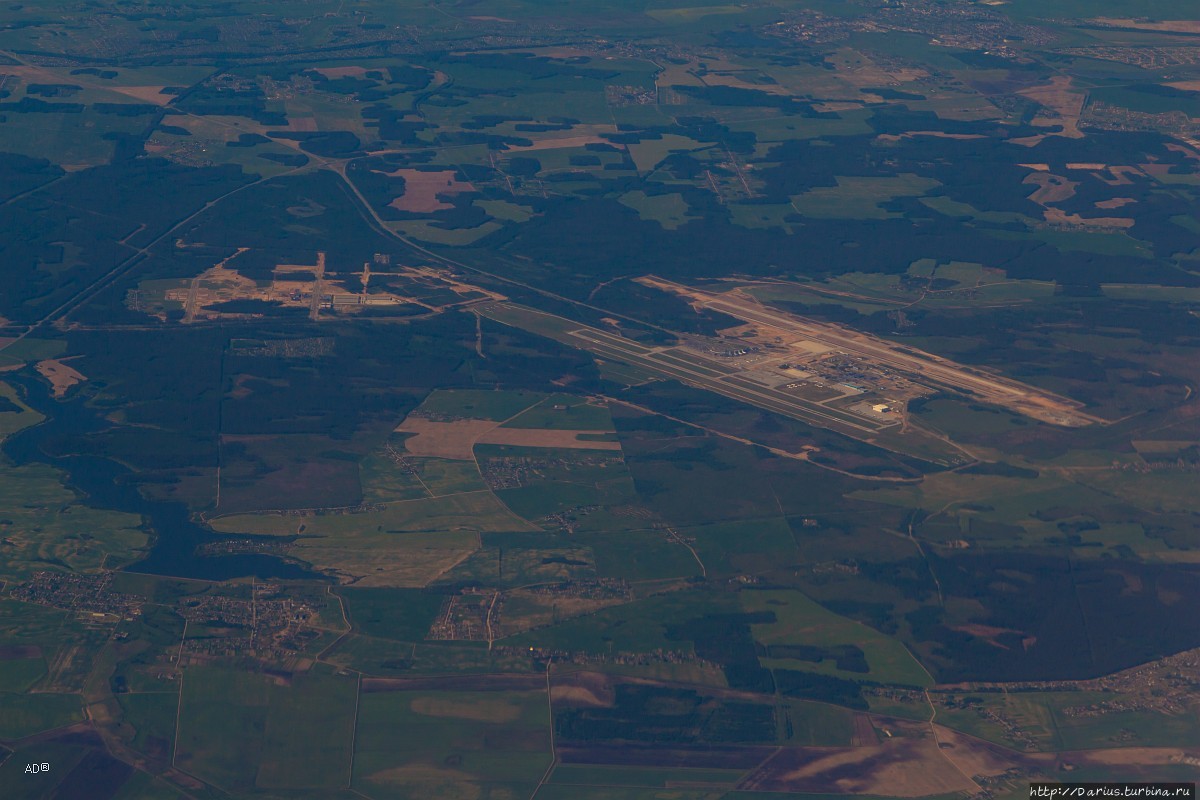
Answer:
[
  {"xmin": 413, "ymin": 457, "xmax": 489, "ymax": 495},
  {"xmin": 175, "ymin": 666, "xmax": 358, "ymax": 791},
  {"xmin": 618, "ymin": 190, "xmax": 696, "ymax": 230},
  {"xmin": 505, "ymin": 590, "xmax": 730, "ymax": 654},
  {"xmin": 0, "ymin": 601, "xmax": 113, "ymax": 693},
  {"xmin": 0, "ymin": 380, "xmax": 43, "ymax": 438},
  {"xmin": 214, "ymin": 491, "xmax": 528, "ymax": 536},
  {"xmin": 359, "ymin": 446, "xmax": 430, "ymax": 503},
  {"xmin": 784, "ymin": 698, "xmax": 859, "ymax": 746},
  {"xmin": 0, "ymin": 656, "xmax": 46, "ymax": 692},
  {"xmin": 931, "ymin": 690, "xmax": 1200, "ymax": 751},
  {"xmin": 0, "ymin": 691, "xmax": 84, "ymax": 738},
  {"xmin": 682, "ymin": 517, "xmax": 797, "ymax": 578},
  {"xmin": 791, "ymin": 175, "xmax": 940, "ymax": 219},
  {"xmin": 256, "ymin": 672, "xmax": 359, "ymax": 789},
  {"xmin": 1, "ymin": 1, "xmax": 1199, "ymax": 795},
  {"xmin": 743, "ymin": 590, "xmax": 933, "ymax": 688},
  {"xmin": 0, "ymin": 741, "xmax": 90, "ymax": 799},
  {"xmin": 339, "ymin": 587, "xmax": 445, "ymax": 641},
  {"xmin": 118, "ymin": 691, "xmax": 179, "ymax": 761},
  {"xmin": 0, "ymin": 462, "xmax": 150, "ymax": 581},
  {"xmin": 0, "ymin": 338, "xmax": 67, "ymax": 368},
  {"xmin": 416, "ymin": 389, "xmax": 545, "ymax": 421},
  {"xmin": 502, "ymin": 395, "xmax": 615, "ymax": 431},
  {"xmin": 550, "ymin": 763, "xmax": 746, "ymax": 788},
  {"xmin": 175, "ymin": 667, "xmax": 275, "ymax": 790},
  {"xmin": 352, "ymin": 688, "xmax": 552, "ymax": 798}
]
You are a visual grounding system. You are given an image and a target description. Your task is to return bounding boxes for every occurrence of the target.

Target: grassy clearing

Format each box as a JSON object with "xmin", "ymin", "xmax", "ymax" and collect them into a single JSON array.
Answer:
[
  {"xmin": 0, "ymin": 461, "xmax": 149, "ymax": 581},
  {"xmin": 0, "ymin": 338, "xmax": 66, "ymax": 369},
  {"xmin": 791, "ymin": 174, "xmax": 940, "ymax": 219},
  {"xmin": 440, "ymin": 542, "xmax": 598, "ymax": 589},
  {"xmin": 550, "ymin": 763, "xmax": 745, "ymax": 787},
  {"xmin": 0, "ymin": 106, "xmax": 145, "ymax": 166},
  {"xmin": 477, "ymin": 199, "xmax": 533, "ymax": 222},
  {"xmin": 0, "ymin": 600, "xmax": 109, "ymax": 694},
  {"xmin": 0, "ymin": 691, "xmax": 83, "ymax": 738},
  {"xmin": 320, "ymin": 633, "xmax": 423, "ymax": 675},
  {"xmin": 627, "ymin": 134, "xmax": 708, "ymax": 172},
  {"xmin": 0, "ymin": 657, "xmax": 46, "ymax": 692},
  {"xmin": 256, "ymin": 672, "xmax": 359, "ymax": 789},
  {"xmin": 851, "ymin": 469, "xmax": 1056, "ymax": 515},
  {"xmin": 506, "ymin": 590, "xmax": 730, "ymax": 654},
  {"xmin": 785, "ymin": 698, "xmax": 859, "ymax": 745},
  {"xmin": 852, "ymin": 469, "xmax": 1168, "ymax": 556},
  {"xmin": 867, "ymin": 691, "xmax": 933, "ymax": 721},
  {"xmin": 118, "ymin": 692, "xmax": 179, "ymax": 761},
  {"xmin": 353, "ymin": 688, "xmax": 551, "ymax": 797},
  {"xmin": 502, "ymin": 395, "xmax": 613, "ymax": 431},
  {"xmin": 746, "ymin": 282, "xmax": 897, "ymax": 314},
  {"xmin": 743, "ymin": 590, "xmax": 932, "ymax": 687},
  {"xmin": 921, "ymin": 195, "xmax": 1035, "ymax": 226},
  {"xmin": 290, "ymin": 529, "xmax": 482, "ymax": 588},
  {"xmin": 394, "ymin": 219, "xmax": 503, "ymax": 246},
  {"xmin": 176, "ymin": 666, "xmax": 358, "ymax": 791},
  {"xmin": 215, "ymin": 490, "xmax": 529, "ymax": 536},
  {"xmin": 985, "ymin": 227, "xmax": 1151, "ymax": 259},
  {"xmin": 413, "ymin": 457, "xmax": 488, "ymax": 495},
  {"xmin": 538, "ymin": 788, "xmax": 719, "ymax": 800},
  {"xmin": 359, "ymin": 447, "xmax": 429, "ymax": 504},
  {"xmin": 729, "ymin": 110, "xmax": 874, "ymax": 141},
  {"xmin": 1053, "ymin": 705, "xmax": 1200, "ymax": 749},
  {"xmin": 682, "ymin": 517, "xmax": 796, "ymax": 577},
  {"xmin": 326, "ymin": 634, "xmax": 532, "ymax": 675},
  {"xmin": 418, "ymin": 389, "xmax": 545, "ymax": 421},
  {"xmin": 0, "ymin": 380, "xmax": 43, "ymax": 438},
  {"xmin": 110, "ymin": 771, "xmax": 190, "ymax": 800},
  {"xmin": 933, "ymin": 690, "xmax": 1200, "ymax": 751},
  {"xmin": 175, "ymin": 666, "xmax": 274, "ymax": 790},
  {"xmin": 339, "ymin": 587, "xmax": 444, "ymax": 641},
  {"xmin": 729, "ymin": 202, "xmax": 797, "ymax": 232},
  {"xmin": 577, "ymin": 530, "xmax": 703, "ymax": 581},
  {"xmin": 1102, "ymin": 284, "xmax": 1200, "ymax": 303},
  {"xmin": 749, "ymin": 266, "xmax": 1052, "ymax": 315},
  {"xmin": 618, "ymin": 190, "xmax": 695, "ymax": 230}
]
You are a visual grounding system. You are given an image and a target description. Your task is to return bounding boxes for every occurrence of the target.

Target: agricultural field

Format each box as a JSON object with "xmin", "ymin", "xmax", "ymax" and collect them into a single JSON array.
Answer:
[
  {"xmin": 2, "ymin": 0, "xmax": 1200, "ymax": 797},
  {"xmin": 175, "ymin": 665, "xmax": 358, "ymax": 792},
  {"xmin": 352, "ymin": 687, "xmax": 552, "ymax": 799}
]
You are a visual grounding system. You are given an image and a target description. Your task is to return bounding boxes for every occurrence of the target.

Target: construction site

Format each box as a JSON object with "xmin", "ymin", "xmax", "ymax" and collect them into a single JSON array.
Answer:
[{"xmin": 131, "ymin": 251, "xmax": 504, "ymax": 323}]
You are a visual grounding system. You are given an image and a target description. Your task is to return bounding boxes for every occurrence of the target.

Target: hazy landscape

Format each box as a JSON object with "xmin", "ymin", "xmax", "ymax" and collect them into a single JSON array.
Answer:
[{"xmin": 1, "ymin": 0, "xmax": 1200, "ymax": 798}]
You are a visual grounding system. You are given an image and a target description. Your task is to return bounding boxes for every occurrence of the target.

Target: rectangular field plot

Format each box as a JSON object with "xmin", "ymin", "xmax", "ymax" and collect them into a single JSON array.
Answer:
[
  {"xmin": 416, "ymin": 388, "xmax": 545, "ymax": 421},
  {"xmin": 173, "ymin": 666, "xmax": 273, "ymax": 790},
  {"xmin": 501, "ymin": 394, "xmax": 615, "ymax": 431},
  {"xmin": 255, "ymin": 672, "xmax": 359, "ymax": 789},
  {"xmin": 352, "ymin": 688, "xmax": 552, "ymax": 799},
  {"xmin": 550, "ymin": 763, "xmax": 746, "ymax": 788},
  {"xmin": 0, "ymin": 691, "xmax": 84, "ymax": 739},
  {"xmin": 744, "ymin": 590, "xmax": 933, "ymax": 688},
  {"xmin": 175, "ymin": 666, "xmax": 358, "ymax": 792}
]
